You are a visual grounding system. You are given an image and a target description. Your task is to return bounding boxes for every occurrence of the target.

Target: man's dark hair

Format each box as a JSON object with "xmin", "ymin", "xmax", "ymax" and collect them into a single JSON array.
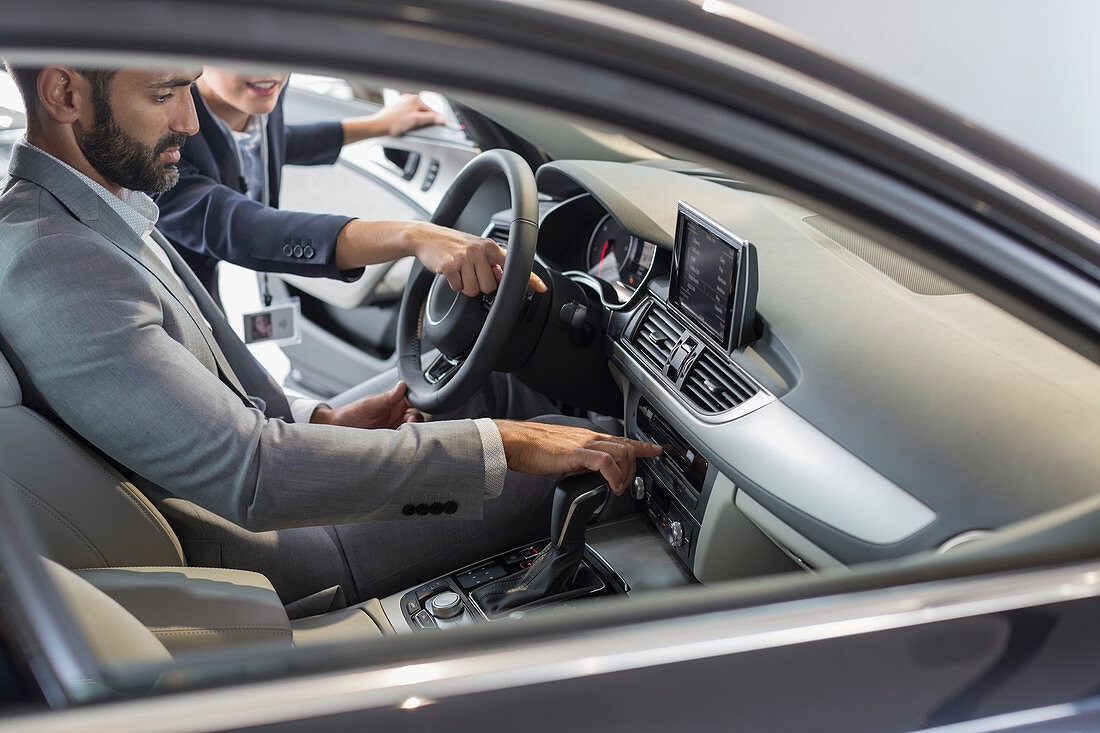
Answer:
[{"xmin": 2, "ymin": 62, "xmax": 116, "ymax": 130}]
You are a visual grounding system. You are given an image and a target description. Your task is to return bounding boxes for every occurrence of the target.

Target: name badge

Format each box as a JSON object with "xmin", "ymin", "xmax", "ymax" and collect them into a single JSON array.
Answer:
[{"xmin": 242, "ymin": 297, "xmax": 302, "ymax": 346}]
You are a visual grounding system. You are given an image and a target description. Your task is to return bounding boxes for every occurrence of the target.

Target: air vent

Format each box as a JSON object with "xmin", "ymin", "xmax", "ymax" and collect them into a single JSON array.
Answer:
[
  {"xmin": 486, "ymin": 223, "xmax": 510, "ymax": 248},
  {"xmin": 681, "ymin": 349, "xmax": 758, "ymax": 413},
  {"xmin": 630, "ymin": 303, "xmax": 682, "ymax": 369}
]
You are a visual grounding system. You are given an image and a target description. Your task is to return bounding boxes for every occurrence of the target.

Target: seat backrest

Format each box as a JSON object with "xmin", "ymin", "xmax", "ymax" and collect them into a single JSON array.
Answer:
[{"xmin": 0, "ymin": 349, "xmax": 184, "ymax": 569}]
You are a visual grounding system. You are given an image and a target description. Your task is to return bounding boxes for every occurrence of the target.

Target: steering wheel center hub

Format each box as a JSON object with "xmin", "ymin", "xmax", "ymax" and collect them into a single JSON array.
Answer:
[{"xmin": 423, "ymin": 278, "xmax": 487, "ymax": 358}]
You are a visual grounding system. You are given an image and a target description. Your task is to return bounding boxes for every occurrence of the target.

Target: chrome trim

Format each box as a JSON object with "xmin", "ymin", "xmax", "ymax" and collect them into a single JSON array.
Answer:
[
  {"xmin": 584, "ymin": 544, "xmax": 631, "ymax": 594},
  {"xmin": 424, "ymin": 277, "xmax": 458, "ymax": 326},
  {"xmin": 936, "ymin": 530, "xmax": 995, "ymax": 555},
  {"xmin": 11, "ymin": 561, "xmax": 1100, "ymax": 732},
  {"xmin": 556, "ymin": 487, "xmax": 608, "ymax": 547},
  {"xmin": 615, "ymin": 305, "xmax": 775, "ymax": 424},
  {"xmin": 423, "ymin": 354, "xmax": 461, "ymax": 385},
  {"xmin": 614, "ymin": 337, "xmax": 773, "ymax": 424}
]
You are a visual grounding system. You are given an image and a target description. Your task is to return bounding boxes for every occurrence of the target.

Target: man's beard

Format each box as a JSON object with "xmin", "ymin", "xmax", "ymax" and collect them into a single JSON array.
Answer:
[{"xmin": 78, "ymin": 98, "xmax": 188, "ymax": 195}]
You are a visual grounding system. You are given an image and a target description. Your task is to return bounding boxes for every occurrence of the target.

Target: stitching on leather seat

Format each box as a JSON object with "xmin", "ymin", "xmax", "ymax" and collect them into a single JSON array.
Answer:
[
  {"xmin": 8, "ymin": 476, "xmax": 107, "ymax": 567},
  {"xmin": 151, "ymin": 626, "xmax": 290, "ymax": 635}
]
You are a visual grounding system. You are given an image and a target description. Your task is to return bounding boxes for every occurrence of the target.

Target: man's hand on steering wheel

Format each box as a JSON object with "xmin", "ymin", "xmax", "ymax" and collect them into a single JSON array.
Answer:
[{"xmin": 407, "ymin": 221, "xmax": 546, "ymax": 297}]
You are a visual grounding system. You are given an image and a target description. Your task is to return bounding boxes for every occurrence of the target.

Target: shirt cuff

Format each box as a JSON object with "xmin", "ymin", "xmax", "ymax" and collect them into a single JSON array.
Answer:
[
  {"xmin": 474, "ymin": 417, "xmax": 507, "ymax": 499},
  {"xmin": 290, "ymin": 398, "xmax": 329, "ymax": 424}
]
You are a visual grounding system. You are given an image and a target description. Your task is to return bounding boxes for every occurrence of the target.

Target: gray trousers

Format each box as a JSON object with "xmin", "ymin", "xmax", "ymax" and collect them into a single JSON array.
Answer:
[{"xmin": 156, "ymin": 373, "xmax": 586, "ymax": 609}]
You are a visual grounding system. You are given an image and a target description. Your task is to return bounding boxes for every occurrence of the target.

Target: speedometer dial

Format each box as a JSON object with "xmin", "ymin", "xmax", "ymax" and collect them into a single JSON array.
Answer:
[
  {"xmin": 586, "ymin": 215, "xmax": 631, "ymax": 276},
  {"xmin": 586, "ymin": 214, "xmax": 657, "ymax": 299}
]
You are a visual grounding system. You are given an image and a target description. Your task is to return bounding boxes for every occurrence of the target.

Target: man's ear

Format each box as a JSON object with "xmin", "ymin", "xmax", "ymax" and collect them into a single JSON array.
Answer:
[{"xmin": 36, "ymin": 67, "xmax": 91, "ymax": 125}]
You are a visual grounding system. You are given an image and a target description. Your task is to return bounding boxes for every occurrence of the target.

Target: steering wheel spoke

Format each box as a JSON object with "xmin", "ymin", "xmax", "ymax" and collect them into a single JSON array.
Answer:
[{"xmin": 424, "ymin": 353, "xmax": 463, "ymax": 385}]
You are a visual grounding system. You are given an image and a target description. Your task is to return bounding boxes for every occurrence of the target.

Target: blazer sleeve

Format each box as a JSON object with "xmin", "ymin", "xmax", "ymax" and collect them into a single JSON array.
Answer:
[
  {"xmin": 0, "ymin": 233, "xmax": 489, "ymax": 532},
  {"xmin": 156, "ymin": 158, "xmax": 357, "ymax": 280},
  {"xmin": 284, "ymin": 121, "xmax": 345, "ymax": 166}
]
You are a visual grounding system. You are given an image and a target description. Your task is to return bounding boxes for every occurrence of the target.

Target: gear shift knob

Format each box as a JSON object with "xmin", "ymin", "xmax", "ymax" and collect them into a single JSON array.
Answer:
[
  {"xmin": 471, "ymin": 472, "xmax": 608, "ymax": 617},
  {"xmin": 551, "ymin": 472, "xmax": 609, "ymax": 549}
]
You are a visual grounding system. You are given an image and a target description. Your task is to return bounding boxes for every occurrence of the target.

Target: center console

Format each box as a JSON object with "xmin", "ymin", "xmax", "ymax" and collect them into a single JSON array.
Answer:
[
  {"xmin": 382, "ymin": 473, "xmax": 643, "ymax": 632},
  {"xmin": 632, "ymin": 396, "xmax": 709, "ymax": 568},
  {"xmin": 385, "ymin": 542, "xmax": 628, "ymax": 632},
  {"xmin": 381, "ymin": 202, "xmax": 768, "ymax": 633}
]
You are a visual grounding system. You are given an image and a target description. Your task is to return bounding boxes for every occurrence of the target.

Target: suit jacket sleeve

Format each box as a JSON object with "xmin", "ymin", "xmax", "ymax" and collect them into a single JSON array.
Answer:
[
  {"xmin": 284, "ymin": 121, "xmax": 345, "ymax": 166},
  {"xmin": 0, "ymin": 232, "xmax": 488, "ymax": 532},
  {"xmin": 156, "ymin": 157, "xmax": 357, "ymax": 280}
]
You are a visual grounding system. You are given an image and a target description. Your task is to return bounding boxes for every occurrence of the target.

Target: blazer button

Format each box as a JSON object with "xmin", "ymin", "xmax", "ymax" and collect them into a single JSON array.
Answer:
[
  {"xmin": 416, "ymin": 503, "xmax": 430, "ymax": 515},
  {"xmin": 443, "ymin": 500, "xmax": 458, "ymax": 514},
  {"xmin": 303, "ymin": 245, "xmax": 315, "ymax": 258},
  {"xmin": 283, "ymin": 244, "xmax": 294, "ymax": 257},
  {"xmin": 429, "ymin": 502, "xmax": 443, "ymax": 515},
  {"xmin": 293, "ymin": 245, "xmax": 304, "ymax": 258},
  {"xmin": 402, "ymin": 504, "xmax": 416, "ymax": 516}
]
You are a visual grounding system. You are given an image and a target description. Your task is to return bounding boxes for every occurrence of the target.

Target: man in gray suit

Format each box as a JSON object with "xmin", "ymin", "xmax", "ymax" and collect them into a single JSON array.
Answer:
[{"xmin": 0, "ymin": 65, "xmax": 659, "ymax": 605}]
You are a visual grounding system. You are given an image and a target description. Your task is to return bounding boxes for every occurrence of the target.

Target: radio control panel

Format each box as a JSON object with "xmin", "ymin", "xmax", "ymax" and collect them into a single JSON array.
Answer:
[{"xmin": 631, "ymin": 397, "xmax": 710, "ymax": 567}]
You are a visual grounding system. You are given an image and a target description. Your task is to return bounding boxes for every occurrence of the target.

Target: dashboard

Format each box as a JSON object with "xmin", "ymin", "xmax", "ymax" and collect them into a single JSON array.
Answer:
[{"xmin": 529, "ymin": 159, "xmax": 1100, "ymax": 579}]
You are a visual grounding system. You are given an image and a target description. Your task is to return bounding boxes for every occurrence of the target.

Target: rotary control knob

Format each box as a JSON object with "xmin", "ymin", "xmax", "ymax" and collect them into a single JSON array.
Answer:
[
  {"xmin": 428, "ymin": 591, "xmax": 464, "ymax": 619},
  {"xmin": 631, "ymin": 476, "xmax": 646, "ymax": 501},
  {"xmin": 667, "ymin": 521, "xmax": 684, "ymax": 548}
]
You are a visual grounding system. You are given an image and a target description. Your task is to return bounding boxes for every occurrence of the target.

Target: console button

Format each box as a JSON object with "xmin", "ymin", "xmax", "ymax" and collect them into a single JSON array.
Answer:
[
  {"xmin": 456, "ymin": 563, "xmax": 507, "ymax": 590},
  {"xmin": 667, "ymin": 521, "xmax": 684, "ymax": 548},
  {"xmin": 405, "ymin": 598, "xmax": 420, "ymax": 617},
  {"xmin": 415, "ymin": 579, "xmax": 450, "ymax": 601},
  {"xmin": 413, "ymin": 609, "xmax": 436, "ymax": 629},
  {"xmin": 429, "ymin": 591, "xmax": 464, "ymax": 619}
]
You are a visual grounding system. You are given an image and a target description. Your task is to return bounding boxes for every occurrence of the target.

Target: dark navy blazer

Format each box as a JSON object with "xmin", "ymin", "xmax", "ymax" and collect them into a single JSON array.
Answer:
[{"xmin": 155, "ymin": 85, "xmax": 357, "ymax": 298}]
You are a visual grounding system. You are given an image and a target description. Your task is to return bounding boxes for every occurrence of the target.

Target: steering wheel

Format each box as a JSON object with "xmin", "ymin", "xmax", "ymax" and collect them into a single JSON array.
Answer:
[{"xmin": 397, "ymin": 149, "xmax": 539, "ymax": 413}]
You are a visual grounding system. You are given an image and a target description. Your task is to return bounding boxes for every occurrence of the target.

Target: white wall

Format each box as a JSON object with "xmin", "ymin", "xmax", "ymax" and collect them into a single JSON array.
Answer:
[{"xmin": 734, "ymin": 0, "xmax": 1100, "ymax": 190}]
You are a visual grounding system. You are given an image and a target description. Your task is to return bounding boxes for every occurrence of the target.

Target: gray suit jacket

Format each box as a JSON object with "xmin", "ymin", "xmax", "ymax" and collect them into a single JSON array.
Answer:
[{"xmin": 0, "ymin": 141, "xmax": 488, "ymax": 531}]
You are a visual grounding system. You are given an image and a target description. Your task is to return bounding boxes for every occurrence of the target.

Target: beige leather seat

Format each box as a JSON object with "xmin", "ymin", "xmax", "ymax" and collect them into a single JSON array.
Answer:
[{"xmin": 0, "ymin": 347, "xmax": 391, "ymax": 665}]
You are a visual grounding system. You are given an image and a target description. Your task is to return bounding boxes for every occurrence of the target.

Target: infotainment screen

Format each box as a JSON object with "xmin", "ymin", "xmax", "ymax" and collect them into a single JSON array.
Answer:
[{"xmin": 669, "ymin": 202, "xmax": 758, "ymax": 350}]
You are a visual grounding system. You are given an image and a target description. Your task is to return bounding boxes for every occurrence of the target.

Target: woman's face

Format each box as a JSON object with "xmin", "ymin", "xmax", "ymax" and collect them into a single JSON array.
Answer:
[{"xmin": 197, "ymin": 67, "xmax": 289, "ymax": 117}]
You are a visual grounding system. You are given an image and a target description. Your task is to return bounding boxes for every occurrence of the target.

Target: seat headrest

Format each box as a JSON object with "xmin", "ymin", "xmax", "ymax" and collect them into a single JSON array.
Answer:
[{"xmin": 0, "ymin": 349, "xmax": 22, "ymax": 407}]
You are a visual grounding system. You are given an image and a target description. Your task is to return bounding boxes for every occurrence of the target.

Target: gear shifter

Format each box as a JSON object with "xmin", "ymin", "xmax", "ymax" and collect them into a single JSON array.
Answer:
[{"xmin": 471, "ymin": 473, "xmax": 608, "ymax": 616}]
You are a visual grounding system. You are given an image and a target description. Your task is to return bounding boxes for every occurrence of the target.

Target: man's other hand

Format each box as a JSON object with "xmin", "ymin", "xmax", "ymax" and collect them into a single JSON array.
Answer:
[
  {"xmin": 408, "ymin": 221, "xmax": 547, "ymax": 297},
  {"xmin": 311, "ymin": 381, "xmax": 425, "ymax": 430},
  {"xmin": 494, "ymin": 420, "xmax": 662, "ymax": 496}
]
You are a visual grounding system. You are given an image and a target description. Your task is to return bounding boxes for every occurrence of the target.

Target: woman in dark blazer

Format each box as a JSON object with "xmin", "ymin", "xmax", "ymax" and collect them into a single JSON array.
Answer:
[{"xmin": 155, "ymin": 68, "xmax": 528, "ymax": 301}]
